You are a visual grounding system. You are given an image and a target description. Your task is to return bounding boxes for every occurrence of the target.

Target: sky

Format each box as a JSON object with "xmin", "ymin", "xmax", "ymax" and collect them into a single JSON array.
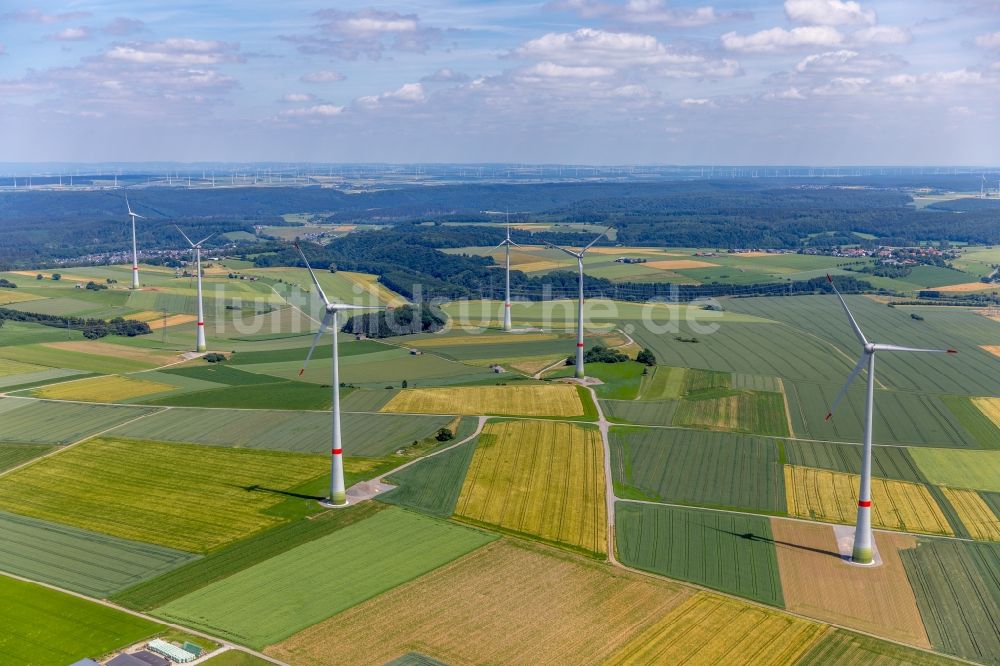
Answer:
[{"xmin": 0, "ymin": 0, "xmax": 998, "ymax": 165}]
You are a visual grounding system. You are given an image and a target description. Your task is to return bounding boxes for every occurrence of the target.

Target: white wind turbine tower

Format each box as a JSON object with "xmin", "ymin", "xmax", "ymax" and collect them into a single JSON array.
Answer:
[
  {"xmin": 294, "ymin": 243, "xmax": 382, "ymax": 506},
  {"xmin": 125, "ymin": 196, "xmax": 144, "ymax": 289},
  {"xmin": 824, "ymin": 275, "xmax": 956, "ymax": 564},
  {"xmin": 487, "ymin": 211, "xmax": 521, "ymax": 331},
  {"xmin": 544, "ymin": 227, "xmax": 613, "ymax": 379},
  {"xmin": 175, "ymin": 227, "xmax": 214, "ymax": 353}
]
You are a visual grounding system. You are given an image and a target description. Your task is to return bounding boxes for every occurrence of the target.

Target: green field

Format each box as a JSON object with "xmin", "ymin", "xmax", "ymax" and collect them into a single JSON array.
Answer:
[
  {"xmin": 797, "ymin": 629, "xmax": 962, "ymax": 665},
  {"xmin": 0, "ymin": 574, "xmax": 163, "ymax": 665},
  {"xmin": 941, "ymin": 396, "xmax": 1000, "ymax": 450},
  {"xmin": 380, "ymin": 440, "xmax": 478, "ymax": 517},
  {"xmin": 910, "ymin": 449, "xmax": 1000, "ymax": 492},
  {"xmin": 201, "ymin": 650, "xmax": 275, "ymax": 665},
  {"xmin": 638, "ymin": 365, "xmax": 686, "ymax": 400},
  {"xmin": 0, "ymin": 366, "xmax": 84, "ymax": 390},
  {"xmin": 673, "ymin": 389, "xmax": 790, "ymax": 437},
  {"xmin": 0, "ymin": 437, "xmax": 329, "ymax": 553},
  {"xmin": 601, "ymin": 399, "xmax": 678, "ymax": 426},
  {"xmin": 610, "ymin": 427, "xmax": 786, "ymax": 513},
  {"xmin": 0, "ymin": 343, "xmax": 157, "ymax": 374},
  {"xmin": 784, "ymin": 439, "xmax": 928, "ymax": 483},
  {"xmin": 159, "ymin": 364, "xmax": 285, "ymax": 385},
  {"xmin": 0, "ymin": 444, "xmax": 51, "ymax": 472},
  {"xmin": 145, "ymin": 379, "xmax": 333, "ymax": 410},
  {"xmin": 0, "ymin": 320, "xmax": 86, "ymax": 345},
  {"xmin": 113, "ymin": 502, "xmax": 385, "ymax": 611},
  {"xmin": 548, "ymin": 361, "xmax": 645, "ymax": 400},
  {"xmin": 0, "ymin": 510, "xmax": 196, "ymax": 597},
  {"xmin": 900, "ymin": 539, "xmax": 1000, "ymax": 664},
  {"xmin": 156, "ymin": 508, "xmax": 495, "ymax": 649},
  {"xmin": 384, "ymin": 654, "xmax": 449, "ymax": 666},
  {"xmin": 785, "ymin": 381, "xmax": 980, "ymax": 448},
  {"xmin": 226, "ymin": 338, "xmax": 386, "ymax": 365},
  {"xmin": 110, "ymin": 407, "xmax": 453, "ymax": 456},
  {"xmin": 0, "ymin": 399, "xmax": 157, "ymax": 445},
  {"xmin": 615, "ymin": 502, "xmax": 784, "ymax": 606}
]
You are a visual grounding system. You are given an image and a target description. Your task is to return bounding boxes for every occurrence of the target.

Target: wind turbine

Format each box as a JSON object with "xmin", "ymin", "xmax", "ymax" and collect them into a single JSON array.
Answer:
[
  {"xmin": 488, "ymin": 212, "xmax": 521, "ymax": 331},
  {"xmin": 824, "ymin": 275, "xmax": 956, "ymax": 564},
  {"xmin": 544, "ymin": 227, "xmax": 613, "ymax": 379},
  {"xmin": 125, "ymin": 196, "xmax": 145, "ymax": 290},
  {"xmin": 294, "ymin": 243, "xmax": 382, "ymax": 506},
  {"xmin": 175, "ymin": 227, "xmax": 214, "ymax": 353}
]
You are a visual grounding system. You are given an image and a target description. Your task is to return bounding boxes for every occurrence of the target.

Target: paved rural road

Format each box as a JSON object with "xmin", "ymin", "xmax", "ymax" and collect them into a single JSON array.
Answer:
[{"xmin": 588, "ymin": 385, "xmax": 622, "ymax": 566}]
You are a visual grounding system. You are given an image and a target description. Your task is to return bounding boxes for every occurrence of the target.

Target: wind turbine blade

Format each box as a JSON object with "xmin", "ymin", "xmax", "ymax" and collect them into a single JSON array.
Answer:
[
  {"xmin": 125, "ymin": 194, "xmax": 134, "ymax": 216},
  {"xmin": 508, "ymin": 240, "xmax": 523, "ymax": 248},
  {"xmin": 486, "ymin": 241, "xmax": 506, "ymax": 254},
  {"xmin": 195, "ymin": 233, "xmax": 215, "ymax": 246},
  {"xmin": 872, "ymin": 343, "xmax": 957, "ymax": 354},
  {"xmin": 299, "ymin": 311, "xmax": 333, "ymax": 376},
  {"xmin": 133, "ymin": 213, "xmax": 146, "ymax": 219},
  {"xmin": 174, "ymin": 226, "xmax": 195, "ymax": 247},
  {"xmin": 335, "ymin": 304, "xmax": 384, "ymax": 311},
  {"xmin": 293, "ymin": 243, "xmax": 331, "ymax": 306},
  {"xmin": 827, "ymin": 274, "xmax": 867, "ymax": 345},
  {"xmin": 542, "ymin": 240, "xmax": 579, "ymax": 258},
  {"xmin": 582, "ymin": 226, "xmax": 613, "ymax": 253},
  {"xmin": 825, "ymin": 354, "xmax": 868, "ymax": 421}
]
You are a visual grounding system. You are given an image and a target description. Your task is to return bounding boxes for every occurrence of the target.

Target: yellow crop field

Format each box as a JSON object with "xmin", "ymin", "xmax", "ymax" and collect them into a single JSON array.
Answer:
[
  {"xmin": 0, "ymin": 290, "xmax": 44, "ymax": 306},
  {"xmin": 972, "ymin": 397, "xmax": 1000, "ymax": 429},
  {"xmin": 33, "ymin": 374, "xmax": 175, "ymax": 402},
  {"xmin": 512, "ymin": 259, "xmax": 566, "ymax": 272},
  {"xmin": 0, "ymin": 358, "xmax": 47, "ymax": 377},
  {"xmin": 381, "ymin": 384, "xmax": 585, "ymax": 417},
  {"xmin": 936, "ymin": 282, "xmax": 996, "ymax": 292},
  {"xmin": 941, "ymin": 487, "xmax": 1000, "ymax": 541},
  {"xmin": 408, "ymin": 332, "xmax": 560, "ymax": 348},
  {"xmin": 339, "ymin": 271, "xmax": 408, "ymax": 307},
  {"xmin": 784, "ymin": 466, "xmax": 953, "ymax": 536},
  {"xmin": 268, "ymin": 540, "xmax": 690, "ymax": 666},
  {"xmin": 44, "ymin": 341, "xmax": 182, "ymax": 366},
  {"xmin": 980, "ymin": 345, "xmax": 1000, "ymax": 359},
  {"xmin": 455, "ymin": 420, "xmax": 607, "ymax": 555},
  {"xmin": 10, "ymin": 270, "xmax": 106, "ymax": 282},
  {"xmin": 146, "ymin": 314, "xmax": 198, "ymax": 331},
  {"xmin": 508, "ymin": 355, "xmax": 566, "ymax": 375},
  {"xmin": 126, "ymin": 310, "xmax": 167, "ymax": 322},
  {"xmin": 606, "ymin": 593, "xmax": 825, "ymax": 665},
  {"xmin": 645, "ymin": 259, "xmax": 720, "ymax": 270}
]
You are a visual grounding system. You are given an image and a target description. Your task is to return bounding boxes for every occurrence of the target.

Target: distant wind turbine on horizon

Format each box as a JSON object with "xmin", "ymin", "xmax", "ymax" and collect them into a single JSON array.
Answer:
[
  {"xmin": 295, "ymin": 243, "xmax": 383, "ymax": 506},
  {"xmin": 125, "ymin": 196, "xmax": 144, "ymax": 290},
  {"xmin": 544, "ymin": 227, "xmax": 613, "ymax": 379},
  {"xmin": 824, "ymin": 275, "xmax": 956, "ymax": 565},
  {"xmin": 175, "ymin": 226, "xmax": 214, "ymax": 353}
]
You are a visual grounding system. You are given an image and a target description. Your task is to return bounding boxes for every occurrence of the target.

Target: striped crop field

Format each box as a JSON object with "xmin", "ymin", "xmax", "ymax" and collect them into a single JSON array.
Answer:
[
  {"xmin": 0, "ymin": 574, "xmax": 164, "ymax": 666},
  {"xmin": 0, "ymin": 358, "xmax": 48, "ymax": 377},
  {"xmin": 0, "ymin": 437, "xmax": 329, "ymax": 553},
  {"xmin": 783, "ymin": 466, "xmax": 953, "ymax": 536},
  {"xmin": 156, "ymin": 508, "xmax": 495, "ymax": 649},
  {"xmin": 939, "ymin": 487, "xmax": 1000, "ymax": 541},
  {"xmin": 610, "ymin": 428, "xmax": 785, "ymax": 513},
  {"xmin": 901, "ymin": 539, "xmax": 1000, "ymax": 664},
  {"xmin": 638, "ymin": 366, "xmax": 686, "ymax": 400},
  {"xmin": 268, "ymin": 539, "xmax": 690, "ymax": 666},
  {"xmin": 615, "ymin": 502, "xmax": 784, "ymax": 606},
  {"xmin": 408, "ymin": 332, "xmax": 561, "ymax": 348},
  {"xmin": 0, "ymin": 510, "xmax": 196, "ymax": 597},
  {"xmin": 0, "ymin": 444, "xmax": 51, "ymax": 472},
  {"xmin": 941, "ymin": 396, "xmax": 1000, "ymax": 449},
  {"xmin": 382, "ymin": 384, "xmax": 585, "ymax": 417},
  {"xmin": 454, "ymin": 420, "xmax": 607, "ymax": 555},
  {"xmin": 797, "ymin": 629, "xmax": 962, "ymax": 665},
  {"xmin": 43, "ymin": 340, "xmax": 183, "ymax": 367},
  {"xmin": 910, "ymin": 448, "xmax": 1000, "ymax": 492},
  {"xmin": 381, "ymin": 440, "xmax": 478, "ymax": 517},
  {"xmin": 32, "ymin": 374, "xmax": 176, "ymax": 402},
  {"xmin": 605, "ymin": 593, "xmax": 824, "ymax": 666},
  {"xmin": 110, "ymin": 406, "xmax": 452, "ymax": 457},
  {"xmin": 771, "ymin": 519, "xmax": 929, "ymax": 647},
  {"xmin": 601, "ymin": 399, "xmax": 678, "ymax": 426},
  {"xmin": 673, "ymin": 389, "xmax": 789, "ymax": 437},
  {"xmin": 0, "ymin": 399, "xmax": 157, "ymax": 445},
  {"xmin": 785, "ymin": 439, "xmax": 927, "ymax": 483}
]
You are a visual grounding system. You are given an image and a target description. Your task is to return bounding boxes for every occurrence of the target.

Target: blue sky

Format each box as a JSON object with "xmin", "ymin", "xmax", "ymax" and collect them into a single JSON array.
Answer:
[{"xmin": 1, "ymin": 1, "xmax": 997, "ymax": 164}]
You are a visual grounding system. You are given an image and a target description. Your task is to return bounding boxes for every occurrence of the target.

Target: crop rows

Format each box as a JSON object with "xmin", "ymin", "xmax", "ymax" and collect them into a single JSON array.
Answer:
[
  {"xmin": 610, "ymin": 428, "xmax": 785, "ymax": 513},
  {"xmin": 382, "ymin": 384, "xmax": 585, "ymax": 417},
  {"xmin": 910, "ymin": 448, "xmax": 1000, "ymax": 492},
  {"xmin": 381, "ymin": 439, "xmax": 478, "ymax": 517},
  {"xmin": 0, "ymin": 437, "xmax": 329, "ymax": 552},
  {"xmin": 638, "ymin": 366, "xmax": 686, "ymax": 400},
  {"xmin": 0, "ymin": 399, "xmax": 156, "ymax": 445},
  {"xmin": 601, "ymin": 399, "xmax": 678, "ymax": 426},
  {"xmin": 673, "ymin": 390, "xmax": 789, "ymax": 437},
  {"xmin": 33, "ymin": 374, "xmax": 176, "ymax": 403},
  {"xmin": 940, "ymin": 488, "xmax": 1000, "ymax": 541},
  {"xmin": 784, "ymin": 439, "xmax": 927, "ymax": 483},
  {"xmin": 0, "ymin": 444, "xmax": 51, "ymax": 472},
  {"xmin": 615, "ymin": 502, "xmax": 784, "ymax": 606},
  {"xmin": 797, "ymin": 629, "xmax": 961, "ymax": 665},
  {"xmin": 455, "ymin": 420, "xmax": 607, "ymax": 555}
]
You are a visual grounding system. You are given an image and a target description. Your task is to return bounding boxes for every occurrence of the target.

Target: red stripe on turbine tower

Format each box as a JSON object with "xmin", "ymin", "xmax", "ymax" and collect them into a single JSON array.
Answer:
[
  {"xmin": 332, "ymin": 448, "xmax": 342, "ymax": 455},
  {"xmin": 577, "ymin": 342, "xmax": 584, "ymax": 347},
  {"xmin": 858, "ymin": 500, "xmax": 872, "ymax": 507},
  {"xmin": 197, "ymin": 322, "xmax": 205, "ymax": 326}
]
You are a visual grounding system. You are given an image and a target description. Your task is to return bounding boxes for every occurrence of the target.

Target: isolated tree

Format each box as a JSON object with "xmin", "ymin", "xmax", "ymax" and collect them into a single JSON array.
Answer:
[
  {"xmin": 636, "ymin": 348, "xmax": 657, "ymax": 366},
  {"xmin": 51, "ymin": 273, "xmax": 61, "ymax": 281},
  {"xmin": 401, "ymin": 379, "xmax": 408, "ymax": 388}
]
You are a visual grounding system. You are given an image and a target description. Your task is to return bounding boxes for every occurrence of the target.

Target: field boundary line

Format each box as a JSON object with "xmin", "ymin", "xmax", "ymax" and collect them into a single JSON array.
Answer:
[
  {"xmin": 778, "ymin": 378, "xmax": 796, "ymax": 439},
  {"xmin": 0, "ymin": 570, "xmax": 288, "ymax": 666},
  {"xmin": 369, "ymin": 415, "xmax": 488, "ymax": 490},
  {"xmin": 0, "ymin": 406, "xmax": 168, "ymax": 479}
]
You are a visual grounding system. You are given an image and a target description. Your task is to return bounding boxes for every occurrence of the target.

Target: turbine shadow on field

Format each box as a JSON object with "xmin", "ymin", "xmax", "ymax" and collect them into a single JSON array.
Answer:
[
  {"xmin": 708, "ymin": 527, "xmax": 840, "ymax": 560},
  {"xmin": 236, "ymin": 483, "xmax": 326, "ymax": 501}
]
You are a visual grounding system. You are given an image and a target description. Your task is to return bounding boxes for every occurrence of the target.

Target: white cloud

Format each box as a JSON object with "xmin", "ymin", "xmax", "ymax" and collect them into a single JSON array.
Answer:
[
  {"xmin": 522, "ymin": 62, "xmax": 617, "ymax": 78},
  {"xmin": 548, "ymin": 0, "xmax": 748, "ymax": 28},
  {"xmin": 795, "ymin": 49, "xmax": 902, "ymax": 74},
  {"xmin": 3, "ymin": 9, "xmax": 90, "ymax": 24},
  {"xmin": 885, "ymin": 69, "xmax": 987, "ymax": 88},
  {"xmin": 48, "ymin": 27, "xmax": 91, "ymax": 41},
  {"xmin": 681, "ymin": 97, "xmax": 713, "ymax": 105},
  {"xmin": 421, "ymin": 68, "xmax": 470, "ymax": 83},
  {"xmin": 105, "ymin": 39, "xmax": 242, "ymax": 66},
  {"xmin": 784, "ymin": 0, "xmax": 875, "ymax": 26},
  {"xmin": 812, "ymin": 76, "xmax": 869, "ymax": 95},
  {"xmin": 975, "ymin": 31, "xmax": 1000, "ymax": 49},
  {"xmin": 285, "ymin": 9, "xmax": 442, "ymax": 60},
  {"xmin": 279, "ymin": 104, "xmax": 344, "ymax": 118},
  {"xmin": 722, "ymin": 26, "xmax": 843, "ymax": 53},
  {"xmin": 280, "ymin": 93, "xmax": 316, "ymax": 102},
  {"xmin": 300, "ymin": 70, "xmax": 345, "ymax": 83},
  {"xmin": 852, "ymin": 25, "xmax": 911, "ymax": 45},
  {"xmin": 357, "ymin": 82, "xmax": 426, "ymax": 107}
]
